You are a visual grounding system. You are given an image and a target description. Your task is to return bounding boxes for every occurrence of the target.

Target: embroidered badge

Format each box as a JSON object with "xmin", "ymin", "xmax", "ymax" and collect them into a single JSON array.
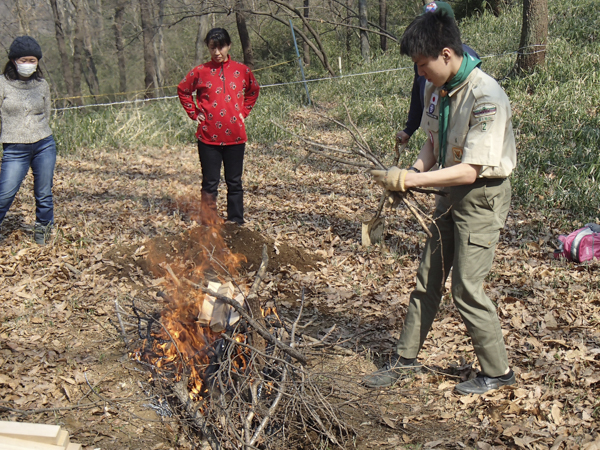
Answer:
[
  {"xmin": 452, "ymin": 147, "xmax": 463, "ymax": 162},
  {"xmin": 473, "ymin": 104, "xmax": 497, "ymax": 118},
  {"xmin": 426, "ymin": 93, "xmax": 438, "ymax": 117},
  {"xmin": 425, "ymin": 2, "xmax": 437, "ymax": 13}
]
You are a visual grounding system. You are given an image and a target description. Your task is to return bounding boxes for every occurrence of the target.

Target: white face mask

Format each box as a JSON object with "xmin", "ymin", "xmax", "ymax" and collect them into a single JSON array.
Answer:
[{"xmin": 16, "ymin": 62, "xmax": 38, "ymax": 78}]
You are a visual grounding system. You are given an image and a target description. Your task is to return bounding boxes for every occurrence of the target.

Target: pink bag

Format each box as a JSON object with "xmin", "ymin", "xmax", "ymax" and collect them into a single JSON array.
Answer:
[{"xmin": 554, "ymin": 225, "xmax": 600, "ymax": 262}]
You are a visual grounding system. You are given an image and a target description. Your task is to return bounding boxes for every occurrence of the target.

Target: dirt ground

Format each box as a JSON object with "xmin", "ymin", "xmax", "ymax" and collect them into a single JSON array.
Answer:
[{"xmin": 0, "ymin": 136, "xmax": 599, "ymax": 449}]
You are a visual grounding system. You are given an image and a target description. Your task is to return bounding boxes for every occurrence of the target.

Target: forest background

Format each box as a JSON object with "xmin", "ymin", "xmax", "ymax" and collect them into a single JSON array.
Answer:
[
  {"xmin": 1, "ymin": 0, "xmax": 598, "ymax": 218},
  {"xmin": 0, "ymin": 0, "xmax": 599, "ymax": 449}
]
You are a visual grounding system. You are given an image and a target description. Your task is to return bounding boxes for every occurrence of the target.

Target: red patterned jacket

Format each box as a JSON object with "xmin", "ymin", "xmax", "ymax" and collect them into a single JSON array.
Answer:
[{"xmin": 177, "ymin": 57, "xmax": 260, "ymax": 146}]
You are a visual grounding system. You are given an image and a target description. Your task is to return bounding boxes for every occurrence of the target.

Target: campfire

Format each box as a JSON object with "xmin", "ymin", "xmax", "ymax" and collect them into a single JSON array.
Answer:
[{"xmin": 114, "ymin": 202, "xmax": 353, "ymax": 449}]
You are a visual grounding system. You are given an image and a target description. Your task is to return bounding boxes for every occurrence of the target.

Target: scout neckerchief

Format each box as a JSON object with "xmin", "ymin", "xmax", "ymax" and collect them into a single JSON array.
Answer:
[{"xmin": 438, "ymin": 52, "xmax": 481, "ymax": 167}]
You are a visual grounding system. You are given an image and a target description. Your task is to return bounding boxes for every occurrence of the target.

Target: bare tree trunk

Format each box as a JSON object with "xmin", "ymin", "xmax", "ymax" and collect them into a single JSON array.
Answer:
[
  {"xmin": 194, "ymin": 10, "xmax": 210, "ymax": 65},
  {"xmin": 82, "ymin": 48, "xmax": 100, "ymax": 99},
  {"xmin": 15, "ymin": 0, "xmax": 30, "ymax": 34},
  {"xmin": 303, "ymin": 0, "xmax": 310, "ymax": 66},
  {"xmin": 113, "ymin": 0, "xmax": 127, "ymax": 93},
  {"xmin": 359, "ymin": 0, "xmax": 370, "ymax": 62},
  {"xmin": 345, "ymin": 0, "xmax": 352, "ymax": 67},
  {"xmin": 515, "ymin": 0, "xmax": 548, "ymax": 72},
  {"xmin": 49, "ymin": 0, "xmax": 75, "ymax": 102},
  {"xmin": 139, "ymin": 0, "xmax": 157, "ymax": 98},
  {"xmin": 82, "ymin": 1, "xmax": 100, "ymax": 99},
  {"xmin": 236, "ymin": 1, "xmax": 255, "ymax": 69},
  {"xmin": 154, "ymin": 0, "xmax": 167, "ymax": 95},
  {"xmin": 379, "ymin": 0, "xmax": 387, "ymax": 52},
  {"xmin": 72, "ymin": 0, "xmax": 85, "ymax": 106}
]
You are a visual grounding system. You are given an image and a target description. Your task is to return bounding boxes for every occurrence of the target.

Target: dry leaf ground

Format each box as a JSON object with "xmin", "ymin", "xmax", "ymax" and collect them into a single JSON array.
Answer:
[{"xmin": 0, "ymin": 132, "xmax": 599, "ymax": 449}]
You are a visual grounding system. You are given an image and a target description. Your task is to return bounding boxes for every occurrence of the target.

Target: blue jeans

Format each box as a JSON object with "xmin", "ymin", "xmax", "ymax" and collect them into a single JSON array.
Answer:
[{"xmin": 0, "ymin": 135, "xmax": 57, "ymax": 226}]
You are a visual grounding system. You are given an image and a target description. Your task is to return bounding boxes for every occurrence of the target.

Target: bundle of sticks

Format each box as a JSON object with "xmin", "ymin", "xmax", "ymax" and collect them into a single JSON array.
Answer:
[{"xmin": 272, "ymin": 105, "xmax": 446, "ymax": 238}]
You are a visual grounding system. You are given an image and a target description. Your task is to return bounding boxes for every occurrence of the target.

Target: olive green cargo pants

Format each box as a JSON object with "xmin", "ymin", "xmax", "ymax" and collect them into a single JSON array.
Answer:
[{"xmin": 396, "ymin": 177, "xmax": 511, "ymax": 377}]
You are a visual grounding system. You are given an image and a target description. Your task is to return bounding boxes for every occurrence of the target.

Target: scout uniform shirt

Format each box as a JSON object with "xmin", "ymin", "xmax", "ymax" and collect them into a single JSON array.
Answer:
[{"xmin": 420, "ymin": 67, "xmax": 517, "ymax": 178}]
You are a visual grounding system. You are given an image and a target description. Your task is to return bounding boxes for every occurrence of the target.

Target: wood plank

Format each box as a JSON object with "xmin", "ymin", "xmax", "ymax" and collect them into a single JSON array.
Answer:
[
  {"xmin": 210, "ymin": 282, "xmax": 235, "ymax": 332},
  {"xmin": 0, "ymin": 435, "xmax": 65, "ymax": 450},
  {"xmin": 65, "ymin": 444, "xmax": 82, "ymax": 450},
  {"xmin": 55, "ymin": 430, "xmax": 70, "ymax": 447},
  {"xmin": 0, "ymin": 421, "xmax": 61, "ymax": 444},
  {"xmin": 198, "ymin": 281, "xmax": 220, "ymax": 325}
]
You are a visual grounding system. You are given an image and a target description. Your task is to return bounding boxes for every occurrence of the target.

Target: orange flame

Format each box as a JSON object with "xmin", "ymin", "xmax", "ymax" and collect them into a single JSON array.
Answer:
[{"xmin": 131, "ymin": 193, "xmax": 249, "ymax": 400}]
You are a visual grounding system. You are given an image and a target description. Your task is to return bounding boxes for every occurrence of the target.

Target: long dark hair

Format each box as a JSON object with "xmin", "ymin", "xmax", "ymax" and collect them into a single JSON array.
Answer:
[{"xmin": 2, "ymin": 60, "xmax": 44, "ymax": 81}]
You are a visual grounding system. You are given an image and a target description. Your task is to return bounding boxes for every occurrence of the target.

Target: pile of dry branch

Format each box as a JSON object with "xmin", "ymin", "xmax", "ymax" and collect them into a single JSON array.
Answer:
[{"xmin": 119, "ymin": 245, "xmax": 359, "ymax": 449}]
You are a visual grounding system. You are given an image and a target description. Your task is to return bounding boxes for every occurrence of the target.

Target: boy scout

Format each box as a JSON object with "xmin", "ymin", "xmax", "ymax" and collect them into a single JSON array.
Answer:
[{"xmin": 365, "ymin": 6, "xmax": 517, "ymax": 395}]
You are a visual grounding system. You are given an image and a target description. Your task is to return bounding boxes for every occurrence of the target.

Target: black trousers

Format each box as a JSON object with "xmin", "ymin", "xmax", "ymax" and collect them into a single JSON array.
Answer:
[{"xmin": 198, "ymin": 141, "xmax": 245, "ymax": 224}]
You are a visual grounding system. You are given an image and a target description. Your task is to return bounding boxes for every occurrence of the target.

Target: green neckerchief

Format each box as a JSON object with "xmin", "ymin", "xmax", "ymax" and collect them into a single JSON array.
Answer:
[{"xmin": 438, "ymin": 52, "xmax": 482, "ymax": 167}]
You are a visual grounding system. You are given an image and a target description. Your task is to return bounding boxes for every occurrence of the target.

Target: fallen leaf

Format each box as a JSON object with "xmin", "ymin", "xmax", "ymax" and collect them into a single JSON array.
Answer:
[{"xmin": 551, "ymin": 404, "xmax": 563, "ymax": 425}]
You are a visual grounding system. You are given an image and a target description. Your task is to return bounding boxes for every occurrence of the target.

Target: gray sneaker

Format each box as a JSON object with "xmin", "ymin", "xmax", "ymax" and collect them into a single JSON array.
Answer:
[
  {"xmin": 363, "ymin": 355, "xmax": 421, "ymax": 388},
  {"xmin": 454, "ymin": 370, "xmax": 516, "ymax": 395},
  {"xmin": 34, "ymin": 222, "xmax": 52, "ymax": 246}
]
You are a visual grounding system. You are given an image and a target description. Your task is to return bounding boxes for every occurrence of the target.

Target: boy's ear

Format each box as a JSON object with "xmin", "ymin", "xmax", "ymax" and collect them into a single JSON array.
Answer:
[{"xmin": 441, "ymin": 47, "xmax": 455, "ymax": 62}]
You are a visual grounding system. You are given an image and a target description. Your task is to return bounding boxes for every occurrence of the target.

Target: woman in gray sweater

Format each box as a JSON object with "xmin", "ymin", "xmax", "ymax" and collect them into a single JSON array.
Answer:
[{"xmin": 0, "ymin": 36, "xmax": 56, "ymax": 245}]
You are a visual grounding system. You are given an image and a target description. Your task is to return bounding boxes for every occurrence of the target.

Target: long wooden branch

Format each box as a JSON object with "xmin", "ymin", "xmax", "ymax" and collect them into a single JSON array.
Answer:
[
  {"xmin": 312, "ymin": 111, "xmax": 382, "ymax": 168},
  {"xmin": 271, "ymin": 121, "xmax": 354, "ymax": 155},
  {"xmin": 247, "ymin": 244, "xmax": 269, "ymax": 316},
  {"xmin": 249, "ymin": 365, "xmax": 288, "ymax": 447},
  {"xmin": 304, "ymin": 147, "xmax": 376, "ymax": 169},
  {"xmin": 343, "ymin": 104, "xmax": 373, "ymax": 157},
  {"xmin": 400, "ymin": 195, "xmax": 432, "ymax": 238}
]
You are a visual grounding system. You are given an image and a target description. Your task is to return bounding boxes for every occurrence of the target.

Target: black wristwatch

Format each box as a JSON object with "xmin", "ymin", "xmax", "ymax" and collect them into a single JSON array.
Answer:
[{"xmin": 408, "ymin": 167, "xmax": 420, "ymax": 173}]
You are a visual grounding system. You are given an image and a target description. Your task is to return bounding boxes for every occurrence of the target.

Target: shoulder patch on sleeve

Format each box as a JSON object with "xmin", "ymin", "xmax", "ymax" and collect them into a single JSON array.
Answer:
[{"xmin": 473, "ymin": 103, "xmax": 497, "ymax": 118}]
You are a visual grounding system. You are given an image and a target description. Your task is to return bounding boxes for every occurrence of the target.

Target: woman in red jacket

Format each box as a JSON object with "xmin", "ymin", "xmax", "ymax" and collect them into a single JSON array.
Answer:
[{"xmin": 178, "ymin": 28, "xmax": 260, "ymax": 225}]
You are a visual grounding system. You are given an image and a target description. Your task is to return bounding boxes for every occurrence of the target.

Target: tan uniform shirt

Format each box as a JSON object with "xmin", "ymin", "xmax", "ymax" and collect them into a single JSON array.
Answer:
[{"xmin": 420, "ymin": 68, "xmax": 517, "ymax": 178}]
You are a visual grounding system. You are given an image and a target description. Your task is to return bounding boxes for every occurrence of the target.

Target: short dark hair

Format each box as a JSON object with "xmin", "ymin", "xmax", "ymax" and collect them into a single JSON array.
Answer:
[
  {"xmin": 2, "ymin": 60, "xmax": 44, "ymax": 81},
  {"xmin": 204, "ymin": 28, "xmax": 232, "ymax": 48},
  {"xmin": 400, "ymin": 11, "xmax": 462, "ymax": 59}
]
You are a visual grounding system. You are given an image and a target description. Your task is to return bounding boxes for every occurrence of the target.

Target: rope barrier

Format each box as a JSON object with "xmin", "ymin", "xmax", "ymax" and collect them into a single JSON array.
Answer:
[
  {"xmin": 52, "ymin": 60, "xmax": 296, "ymax": 102},
  {"xmin": 253, "ymin": 59, "xmax": 296, "ymax": 72},
  {"xmin": 53, "ymin": 85, "xmax": 179, "ymax": 102},
  {"xmin": 53, "ymin": 95, "xmax": 179, "ymax": 112},
  {"xmin": 50, "ymin": 50, "xmax": 532, "ymax": 112}
]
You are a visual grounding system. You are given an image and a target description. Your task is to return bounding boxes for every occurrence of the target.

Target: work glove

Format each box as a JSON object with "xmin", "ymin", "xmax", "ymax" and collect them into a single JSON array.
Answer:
[{"xmin": 369, "ymin": 167, "xmax": 408, "ymax": 192}]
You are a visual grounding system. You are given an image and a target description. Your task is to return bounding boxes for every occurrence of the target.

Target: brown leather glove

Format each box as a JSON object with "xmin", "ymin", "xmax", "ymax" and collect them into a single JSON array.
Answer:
[{"xmin": 369, "ymin": 167, "xmax": 408, "ymax": 192}]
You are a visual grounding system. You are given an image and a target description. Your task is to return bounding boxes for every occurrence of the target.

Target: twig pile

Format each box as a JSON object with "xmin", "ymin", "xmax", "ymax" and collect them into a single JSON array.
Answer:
[{"xmin": 120, "ymin": 245, "xmax": 355, "ymax": 449}]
